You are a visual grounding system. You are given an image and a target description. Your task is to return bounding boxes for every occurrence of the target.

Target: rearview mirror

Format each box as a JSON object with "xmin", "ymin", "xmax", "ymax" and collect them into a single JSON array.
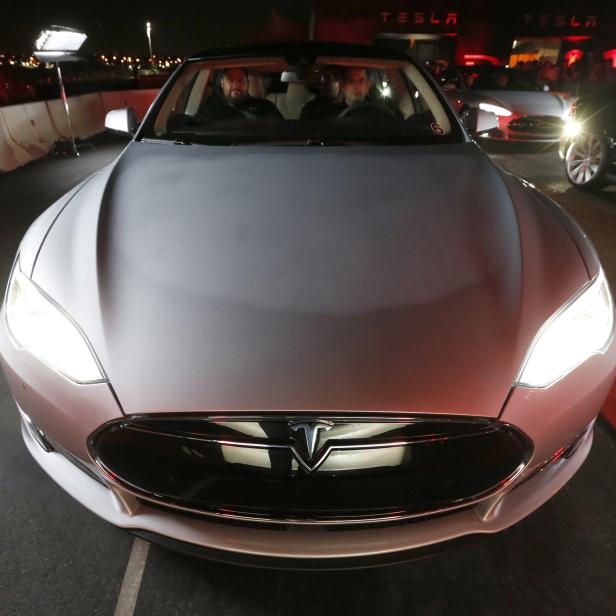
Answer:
[{"xmin": 105, "ymin": 108, "xmax": 138, "ymax": 136}]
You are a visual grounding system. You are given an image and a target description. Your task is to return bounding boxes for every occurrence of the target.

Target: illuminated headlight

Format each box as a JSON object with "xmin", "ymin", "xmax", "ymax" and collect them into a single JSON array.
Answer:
[
  {"xmin": 563, "ymin": 118, "xmax": 582, "ymax": 138},
  {"xmin": 5, "ymin": 262, "xmax": 105, "ymax": 383},
  {"xmin": 515, "ymin": 269, "xmax": 614, "ymax": 388},
  {"xmin": 478, "ymin": 103, "xmax": 512, "ymax": 117}
]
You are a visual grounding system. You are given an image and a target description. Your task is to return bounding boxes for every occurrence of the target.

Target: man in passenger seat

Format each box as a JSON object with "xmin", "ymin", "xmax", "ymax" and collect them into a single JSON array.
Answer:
[
  {"xmin": 300, "ymin": 66, "xmax": 342, "ymax": 119},
  {"xmin": 197, "ymin": 68, "xmax": 282, "ymax": 121}
]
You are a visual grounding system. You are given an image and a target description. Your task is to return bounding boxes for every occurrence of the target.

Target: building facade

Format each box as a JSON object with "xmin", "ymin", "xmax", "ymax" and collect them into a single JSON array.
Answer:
[{"xmin": 313, "ymin": 1, "xmax": 616, "ymax": 67}]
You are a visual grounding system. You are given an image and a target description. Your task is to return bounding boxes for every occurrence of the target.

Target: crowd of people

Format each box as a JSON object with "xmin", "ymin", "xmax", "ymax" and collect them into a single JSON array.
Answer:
[
  {"xmin": 427, "ymin": 53, "xmax": 616, "ymax": 95},
  {"xmin": 515, "ymin": 54, "xmax": 616, "ymax": 91}
]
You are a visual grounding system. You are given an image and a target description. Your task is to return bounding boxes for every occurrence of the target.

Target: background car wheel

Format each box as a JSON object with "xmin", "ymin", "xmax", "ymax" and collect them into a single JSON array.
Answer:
[{"xmin": 565, "ymin": 135, "xmax": 609, "ymax": 190}]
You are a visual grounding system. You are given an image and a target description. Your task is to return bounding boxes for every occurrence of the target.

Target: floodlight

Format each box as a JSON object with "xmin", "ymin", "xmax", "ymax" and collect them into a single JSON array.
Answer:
[
  {"xmin": 35, "ymin": 26, "xmax": 87, "ymax": 52},
  {"xmin": 33, "ymin": 26, "xmax": 88, "ymax": 158}
]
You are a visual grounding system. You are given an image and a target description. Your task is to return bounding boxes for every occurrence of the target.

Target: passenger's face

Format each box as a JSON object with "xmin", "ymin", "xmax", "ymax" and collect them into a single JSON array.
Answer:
[
  {"xmin": 221, "ymin": 69, "xmax": 248, "ymax": 103},
  {"xmin": 342, "ymin": 68, "xmax": 370, "ymax": 105},
  {"xmin": 322, "ymin": 71, "xmax": 341, "ymax": 99}
]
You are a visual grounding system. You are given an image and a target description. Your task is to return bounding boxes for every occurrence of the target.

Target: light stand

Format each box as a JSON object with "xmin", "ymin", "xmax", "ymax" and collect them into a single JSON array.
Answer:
[
  {"xmin": 55, "ymin": 62, "xmax": 79, "ymax": 156},
  {"xmin": 34, "ymin": 26, "xmax": 88, "ymax": 158}
]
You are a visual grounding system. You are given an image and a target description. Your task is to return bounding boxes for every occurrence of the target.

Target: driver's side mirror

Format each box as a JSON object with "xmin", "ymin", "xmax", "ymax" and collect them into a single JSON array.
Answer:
[
  {"xmin": 105, "ymin": 108, "xmax": 138, "ymax": 136},
  {"xmin": 461, "ymin": 107, "xmax": 499, "ymax": 135}
]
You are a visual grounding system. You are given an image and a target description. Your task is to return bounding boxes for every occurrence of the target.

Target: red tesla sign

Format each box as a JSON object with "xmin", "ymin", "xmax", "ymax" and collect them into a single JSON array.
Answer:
[
  {"xmin": 521, "ymin": 14, "xmax": 598, "ymax": 28},
  {"xmin": 379, "ymin": 10, "xmax": 459, "ymax": 26}
]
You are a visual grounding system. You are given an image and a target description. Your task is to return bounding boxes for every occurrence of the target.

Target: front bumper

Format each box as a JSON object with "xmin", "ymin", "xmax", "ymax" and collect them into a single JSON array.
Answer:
[
  {"xmin": 479, "ymin": 115, "xmax": 564, "ymax": 143},
  {"xmin": 20, "ymin": 409, "xmax": 594, "ymax": 566},
  {"xmin": 3, "ymin": 297, "xmax": 616, "ymax": 566}
]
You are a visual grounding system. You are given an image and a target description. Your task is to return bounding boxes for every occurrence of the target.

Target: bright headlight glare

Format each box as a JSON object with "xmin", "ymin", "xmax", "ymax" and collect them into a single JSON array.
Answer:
[
  {"xmin": 516, "ymin": 269, "xmax": 614, "ymax": 388},
  {"xmin": 563, "ymin": 118, "xmax": 581, "ymax": 138},
  {"xmin": 5, "ymin": 266, "xmax": 105, "ymax": 383},
  {"xmin": 478, "ymin": 103, "xmax": 512, "ymax": 117}
]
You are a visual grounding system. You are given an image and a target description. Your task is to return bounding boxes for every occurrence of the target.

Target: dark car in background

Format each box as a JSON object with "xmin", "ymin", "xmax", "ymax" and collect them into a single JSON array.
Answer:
[{"xmin": 560, "ymin": 86, "xmax": 616, "ymax": 190}]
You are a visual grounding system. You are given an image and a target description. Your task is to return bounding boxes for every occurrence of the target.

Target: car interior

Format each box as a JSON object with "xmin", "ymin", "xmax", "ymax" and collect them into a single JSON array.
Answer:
[{"xmin": 152, "ymin": 56, "xmax": 452, "ymax": 139}]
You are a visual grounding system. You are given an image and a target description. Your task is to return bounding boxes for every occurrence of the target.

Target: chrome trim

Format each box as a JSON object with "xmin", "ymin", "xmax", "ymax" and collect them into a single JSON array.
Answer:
[
  {"xmin": 289, "ymin": 420, "xmax": 334, "ymax": 470},
  {"xmin": 107, "ymin": 459, "xmax": 529, "ymax": 527},
  {"xmin": 19, "ymin": 408, "xmax": 54, "ymax": 453},
  {"xmin": 88, "ymin": 413, "xmax": 534, "ymax": 527}
]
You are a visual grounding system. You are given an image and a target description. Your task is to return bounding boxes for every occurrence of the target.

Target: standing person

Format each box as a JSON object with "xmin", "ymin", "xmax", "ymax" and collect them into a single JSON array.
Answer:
[
  {"xmin": 588, "ymin": 56, "xmax": 606, "ymax": 85},
  {"xmin": 606, "ymin": 59, "xmax": 616, "ymax": 85}
]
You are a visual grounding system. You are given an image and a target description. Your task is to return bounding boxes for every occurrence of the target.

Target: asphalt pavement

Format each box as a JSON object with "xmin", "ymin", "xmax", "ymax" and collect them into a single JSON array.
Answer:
[{"xmin": 0, "ymin": 135, "xmax": 615, "ymax": 616}]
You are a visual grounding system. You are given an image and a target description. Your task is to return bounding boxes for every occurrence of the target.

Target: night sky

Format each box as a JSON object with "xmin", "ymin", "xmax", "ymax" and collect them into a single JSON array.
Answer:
[{"xmin": 3, "ymin": 0, "xmax": 311, "ymax": 54}]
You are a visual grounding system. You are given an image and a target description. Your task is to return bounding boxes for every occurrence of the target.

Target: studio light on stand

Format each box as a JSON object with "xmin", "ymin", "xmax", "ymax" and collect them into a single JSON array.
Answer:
[{"xmin": 34, "ymin": 26, "xmax": 88, "ymax": 157}]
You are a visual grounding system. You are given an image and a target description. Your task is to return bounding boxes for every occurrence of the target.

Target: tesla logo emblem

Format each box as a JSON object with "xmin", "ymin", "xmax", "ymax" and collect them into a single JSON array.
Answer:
[{"xmin": 288, "ymin": 420, "xmax": 334, "ymax": 471}]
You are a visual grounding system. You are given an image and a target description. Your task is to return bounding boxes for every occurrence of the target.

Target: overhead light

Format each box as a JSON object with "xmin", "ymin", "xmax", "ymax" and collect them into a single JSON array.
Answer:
[{"xmin": 35, "ymin": 26, "xmax": 87, "ymax": 52}]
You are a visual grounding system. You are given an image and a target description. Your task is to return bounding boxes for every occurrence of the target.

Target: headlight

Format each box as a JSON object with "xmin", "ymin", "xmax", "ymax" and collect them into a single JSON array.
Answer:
[
  {"xmin": 5, "ymin": 262, "xmax": 106, "ymax": 383},
  {"xmin": 515, "ymin": 269, "xmax": 614, "ymax": 388},
  {"xmin": 478, "ymin": 103, "xmax": 512, "ymax": 117},
  {"xmin": 563, "ymin": 118, "xmax": 582, "ymax": 138}
]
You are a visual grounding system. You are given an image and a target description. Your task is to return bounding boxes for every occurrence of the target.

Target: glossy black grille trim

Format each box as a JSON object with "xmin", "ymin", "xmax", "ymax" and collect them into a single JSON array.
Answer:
[
  {"xmin": 507, "ymin": 116, "xmax": 563, "ymax": 134},
  {"xmin": 89, "ymin": 413, "xmax": 533, "ymax": 526}
]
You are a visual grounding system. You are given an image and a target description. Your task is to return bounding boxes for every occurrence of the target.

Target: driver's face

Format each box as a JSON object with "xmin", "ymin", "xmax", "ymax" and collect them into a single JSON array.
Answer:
[
  {"xmin": 342, "ymin": 68, "xmax": 370, "ymax": 106},
  {"xmin": 221, "ymin": 69, "xmax": 248, "ymax": 103}
]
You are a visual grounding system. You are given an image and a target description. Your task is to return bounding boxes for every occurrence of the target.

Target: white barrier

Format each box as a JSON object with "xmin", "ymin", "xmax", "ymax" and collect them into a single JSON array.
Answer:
[
  {"xmin": 45, "ymin": 93, "xmax": 106, "ymax": 141},
  {"xmin": 99, "ymin": 90, "xmax": 159, "ymax": 122},
  {"xmin": 0, "ymin": 88, "xmax": 159, "ymax": 173}
]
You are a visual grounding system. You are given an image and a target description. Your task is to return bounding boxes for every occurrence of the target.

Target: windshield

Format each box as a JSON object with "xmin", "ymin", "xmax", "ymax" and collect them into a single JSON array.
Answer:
[
  {"xmin": 138, "ymin": 55, "xmax": 463, "ymax": 145},
  {"xmin": 466, "ymin": 67, "xmax": 541, "ymax": 91}
]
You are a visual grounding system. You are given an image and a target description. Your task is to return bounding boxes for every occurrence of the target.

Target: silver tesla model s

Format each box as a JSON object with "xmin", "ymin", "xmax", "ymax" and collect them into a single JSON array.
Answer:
[{"xmin": 1, "ymin": 43, "xmax": 615, "ymax": 568}]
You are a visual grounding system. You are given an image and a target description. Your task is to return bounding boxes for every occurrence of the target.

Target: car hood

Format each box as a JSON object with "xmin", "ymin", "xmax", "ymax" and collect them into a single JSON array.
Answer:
[
  {"xmin": 474, "ymin": 90, "xmax": 566, "ymax": 117},
  {"xmin": 32, "ymin": 141, "xmax": 589, "ymax": 417}
]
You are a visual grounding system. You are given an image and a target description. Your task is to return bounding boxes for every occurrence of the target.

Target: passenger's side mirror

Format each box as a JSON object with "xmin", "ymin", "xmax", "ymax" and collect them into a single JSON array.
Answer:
[
  {"xmin": 105, "ymin": 108, "xmax": 138, "ymax": 136},
  {"xmin": 461, "ymin": 107, "xmax": 499, "ymax": 135}
]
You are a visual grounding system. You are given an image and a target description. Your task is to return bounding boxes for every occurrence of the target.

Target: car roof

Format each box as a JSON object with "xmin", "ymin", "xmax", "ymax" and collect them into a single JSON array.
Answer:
[{"xmin": 188, "ymin": 42, "xmax": 413, "ymax": 64}]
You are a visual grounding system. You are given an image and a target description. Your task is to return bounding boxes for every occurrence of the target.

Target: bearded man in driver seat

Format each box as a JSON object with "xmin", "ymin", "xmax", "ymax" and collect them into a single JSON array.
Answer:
[{"xmin": 197, "ymin": 67, "xmax": 282, "ymax": 122}]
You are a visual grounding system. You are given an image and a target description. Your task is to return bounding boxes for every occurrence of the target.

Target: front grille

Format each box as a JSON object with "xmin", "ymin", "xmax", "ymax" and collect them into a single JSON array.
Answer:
[
  {"xmin": 89, "ymin": 414, "xmax": 532, "ymax": 525},
  {"xmin": 508, "ymin": 116, "xmax": 563, "ymax": 136}
]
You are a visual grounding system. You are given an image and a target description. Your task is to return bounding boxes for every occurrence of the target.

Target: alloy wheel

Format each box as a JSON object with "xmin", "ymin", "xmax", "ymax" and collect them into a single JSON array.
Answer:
[{"xmin": 566, "ymin": 135, "xmax": 605, "ymax": 186}]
